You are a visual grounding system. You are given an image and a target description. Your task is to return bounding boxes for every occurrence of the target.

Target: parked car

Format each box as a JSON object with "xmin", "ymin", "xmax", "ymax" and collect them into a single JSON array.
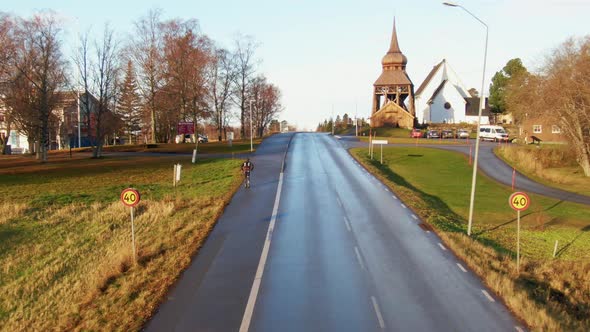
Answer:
[
  {"xmin": 198, "ymin": 134, "xmax": 208, "ymax": 143},
  {"xmin": 426, "ymin": 130, "xmax": 440, "ymax": 139},
  {"xmin": 479, "ymin": 125, "xmax": 509, "ymax": 142},
  {"xmin": 456, "ymin": 129, "xmax": 470, "ymax": 139},
  {"xmin": 441, "ymin": 130, "xmax": 454, "ymax": 139},
  {"xmin": 410, "ymin": 128, "xmax": 423, "ymax": 138}
]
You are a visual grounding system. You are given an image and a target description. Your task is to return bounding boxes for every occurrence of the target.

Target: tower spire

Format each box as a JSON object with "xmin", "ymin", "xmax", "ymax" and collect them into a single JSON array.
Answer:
[{"xmin": 389, "ymin": 17, "xmax": 401, "ymax": 53}]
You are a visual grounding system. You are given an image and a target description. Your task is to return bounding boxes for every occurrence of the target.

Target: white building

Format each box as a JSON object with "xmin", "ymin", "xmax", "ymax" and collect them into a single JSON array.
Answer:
[{"xmin": 414, "ymin": 59, "xmax": 490, "ymax": 125}]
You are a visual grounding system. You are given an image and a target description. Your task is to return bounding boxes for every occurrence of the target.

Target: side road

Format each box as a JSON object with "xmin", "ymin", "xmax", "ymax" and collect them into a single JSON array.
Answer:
[
  {"xmin": 144, "ymin": 132, "xmax": 295, "ymax": 332},
  {"xmin": 338, "ymin": 136, "xmax": 590, "ymax": 206}
]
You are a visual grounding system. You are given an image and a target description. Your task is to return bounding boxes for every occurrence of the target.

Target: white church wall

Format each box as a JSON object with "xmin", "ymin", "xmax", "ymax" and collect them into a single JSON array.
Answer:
[{"xmin": 429, "ymin": 83, "xmax": 467, "ymax": 123}]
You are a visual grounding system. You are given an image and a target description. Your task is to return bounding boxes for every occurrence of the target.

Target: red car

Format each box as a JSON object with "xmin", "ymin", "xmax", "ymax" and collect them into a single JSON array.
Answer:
[{"xmin": 410, "ymin": 128, "xmax": 423, "ymax": 138}]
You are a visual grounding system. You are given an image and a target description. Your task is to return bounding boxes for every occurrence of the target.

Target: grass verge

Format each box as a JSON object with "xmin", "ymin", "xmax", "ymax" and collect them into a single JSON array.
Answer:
[
  {"xmin": 350, "ymin": 146, "xmax": 590, "ymax": 331},
  {"xmin": 495, "ymin": 144, "xmax": 590, "ymax": 197},
  {"xmin": 0, "ymin": 155, "xmax": 243, "ymax": 331}
]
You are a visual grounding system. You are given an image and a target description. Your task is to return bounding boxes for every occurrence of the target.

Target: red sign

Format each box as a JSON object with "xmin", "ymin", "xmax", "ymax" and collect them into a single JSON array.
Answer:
[
  {"xmin": 121, "ymin": 188, "xmax": 141, "ymax": 207},
  {"xmin": 177, "ymin": 122, "xmax": 195, "ymax": 135},
  {"xmin": 509, "ymin": 192, "xmax": 530, "ymax": 211}
]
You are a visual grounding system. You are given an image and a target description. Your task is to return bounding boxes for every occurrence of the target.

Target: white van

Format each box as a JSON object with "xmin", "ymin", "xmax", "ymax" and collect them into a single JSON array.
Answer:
[{"xmin": 479, "ymin": 125, "xmax": 509, "ymax": 142}]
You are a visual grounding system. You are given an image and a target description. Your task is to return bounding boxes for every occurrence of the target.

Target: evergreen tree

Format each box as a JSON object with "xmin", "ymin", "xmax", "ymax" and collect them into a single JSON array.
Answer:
[
  {"xmin": 489, "ymin": 58, "xmax": 528, "ymax": 114},
  {"xmin": 118, "ymin": 60, "xmax": 142, "ymax": 144}
]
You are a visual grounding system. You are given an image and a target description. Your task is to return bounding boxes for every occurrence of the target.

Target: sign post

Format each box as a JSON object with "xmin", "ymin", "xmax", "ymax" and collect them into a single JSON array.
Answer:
[
  {"xmin": 121, "ymin": 188, "xmax": 141, "ymax": 264},
  {"xmin": 508, "ymin": 191, "xmax": 530, "ymax": 273},
  {"xmin": 372, "ymin": 140, "xmax": 388, "ymax": 164}
]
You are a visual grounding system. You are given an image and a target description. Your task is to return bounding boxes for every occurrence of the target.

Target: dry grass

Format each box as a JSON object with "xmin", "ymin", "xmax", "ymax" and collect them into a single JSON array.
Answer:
[
  {"xmin": 0, "ymin": 155, "xmax": 243, "ymax": 331},
  {"xmin": 351, "ymin": 147, "xmax": 590, "ymax": 331},
  {"xmin": 496, "ymin": 144, "xmax": 590, "ymax": 196}
]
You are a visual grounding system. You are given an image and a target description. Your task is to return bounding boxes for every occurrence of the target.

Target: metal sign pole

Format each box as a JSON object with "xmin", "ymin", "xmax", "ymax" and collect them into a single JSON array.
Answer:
[
  {"xmin": 516, "ymin": 210, "xmax": 520, "ymax": 273},
  {"xmin": 131, "ymin": 206, "xmax": 136, "ymax": 264}
]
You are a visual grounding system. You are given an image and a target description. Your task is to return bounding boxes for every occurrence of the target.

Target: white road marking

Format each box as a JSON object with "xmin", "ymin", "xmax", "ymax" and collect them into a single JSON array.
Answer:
[
  {"xmin": 426, "ymin": 230, "xmax": 431, "ymax": 233},
  {"xmin": 354, "ymin": 246, "xmax": 366, "ymax": 270},
  {"xmin": 384, "ymin": 188, "xmax": 390, "ymax": 192},
  {"xmin": 438, "ymin": 243, "xmax": 447, "ymax": 251},
  {"xmin": 344, "ymin": 216, "xmax": 352, "ymax": 232},
  {"xmin": 371, "ymin": 296, "xmax": 386, "ymax": 329},
  {"xmin": 336, "ymin": 196, "xmax": 343, "ymax": 208},
  {"xmin": 411, "ymin": 214, "xmax": 418, "ymax": 220},
  {"xmin": 239, "ymin": 173, "xmax": 284, "ymax": 332},
  {"xmin": 392, "ymin": 196, "xmax": 398, "ymax": 200},
  {"xmin": 515, "ymin": 326, "xmax": 524, "ymax": 332},
  {"xmin": 401, "ymin": 203, "xmax": 407, "ymax": 209},
  {"xmin": 456, "ymin": 263, "xmax": 467, "ymax": 273},
  {"xmin": 482, "ymin": 290, "xmax": 496, "ymax": 302}
]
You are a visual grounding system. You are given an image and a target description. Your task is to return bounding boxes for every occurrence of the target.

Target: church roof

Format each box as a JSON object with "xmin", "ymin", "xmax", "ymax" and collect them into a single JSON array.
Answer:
[
  {"xmin": 465, "ymin": 97, "xmax": 491, "ymax": 116},
  {"xmin": 374, "ymin": 70, "xmax": 413, "ymax": 86},
  {"xmin": 416, "ymin": 60, "xmax": 444, "ymax": 96}
]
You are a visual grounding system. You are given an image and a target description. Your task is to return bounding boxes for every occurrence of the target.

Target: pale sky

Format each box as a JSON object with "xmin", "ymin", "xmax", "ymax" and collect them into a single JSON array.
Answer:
[{"xmin": 5, "ymin": 0, "xmax": 590, "ymax": 130}]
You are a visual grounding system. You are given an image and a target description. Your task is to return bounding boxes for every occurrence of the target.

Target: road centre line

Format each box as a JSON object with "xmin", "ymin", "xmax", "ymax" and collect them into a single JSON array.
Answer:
[
  {"xmin": 456, "ymin": 263, "xmax": 467, "ymax": 273},
  {"xmin": 239, "ymin": 173, "xmax": 284, "ymax": 332},
  {"xmin": 438, "ymin": 243, "xmax": 447, "ymax": 251},
  {"xmin": 344, "ymin": 216, "xmax": 352, "ymax": 232},
  {"xmin": 354, "ymin": 246, "xmax": 366, "ymax": 270},
  {"xmin": 371, "ymin": 296, "xmax": 386, "ymax": 329},
  {"xmin": 481, "ymin": 290, "xmax": 496, "ymax": 302}
]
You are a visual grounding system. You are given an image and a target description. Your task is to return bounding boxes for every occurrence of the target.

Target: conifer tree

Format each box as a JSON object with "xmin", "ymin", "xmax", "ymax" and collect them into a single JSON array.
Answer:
[{"xmin": 118, "ymin": 60, "xmax": 142, "ymax": 144}]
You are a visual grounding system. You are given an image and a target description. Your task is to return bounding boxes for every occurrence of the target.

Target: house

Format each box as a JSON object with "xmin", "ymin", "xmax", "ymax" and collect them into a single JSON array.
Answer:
[
  {"xmin": 414, "ymin": 59, "xmax": 490, "ymax": 125},
  {"xmin": 0, "ymin": 99, "xmax": 29, "ymax": 154},
  {"xmin": 517, "ymin": 114, "xmax": 568, "ymax": 144}
]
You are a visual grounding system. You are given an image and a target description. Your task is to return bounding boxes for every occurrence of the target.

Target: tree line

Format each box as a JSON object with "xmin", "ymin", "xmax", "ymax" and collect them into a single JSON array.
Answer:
[
  {"xmin": 0, "ymin": 9, "xmax": 282, "ymax": 160},
  {"xmin": 316, "ymin": 113, "xmax": 368, "ymax": 133}
]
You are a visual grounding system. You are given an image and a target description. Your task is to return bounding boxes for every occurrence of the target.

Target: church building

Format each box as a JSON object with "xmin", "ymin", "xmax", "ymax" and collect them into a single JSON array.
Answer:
[
  {"xmin": 414, "ymin": 59, "xmax": 490, "ymax": 125},
  {"xmin": 371, "ymin": 20, "xmax": 415, "ymax": 129}
]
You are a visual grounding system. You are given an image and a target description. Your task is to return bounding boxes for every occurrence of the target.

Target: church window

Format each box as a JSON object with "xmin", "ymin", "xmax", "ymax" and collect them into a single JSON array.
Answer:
[
  {"xmin": 533, "ymin": 125, "xmax": 542, "ymax": 134},
  {"xmin": 551, "ymin": 125, "xmax": 561, "ymax": 134},
  {"xmin": 444, "ymin": 102, "xmax": 451, "ymax": 110}
]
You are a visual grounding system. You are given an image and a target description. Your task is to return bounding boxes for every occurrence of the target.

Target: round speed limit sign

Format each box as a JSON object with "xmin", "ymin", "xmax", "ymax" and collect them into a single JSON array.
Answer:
[
  {"xmin": 509, "ymin": 192, "xmax": 530, "ymax": 211},
  {"xmin": 121, "ymin": 188, "xmax": 141, "ymax": 207}
]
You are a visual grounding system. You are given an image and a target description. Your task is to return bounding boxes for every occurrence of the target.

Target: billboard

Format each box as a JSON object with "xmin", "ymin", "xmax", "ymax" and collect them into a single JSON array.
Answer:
[{"xmin": 177, "ymin": 122, "xmax": 195, "ymax": 135}]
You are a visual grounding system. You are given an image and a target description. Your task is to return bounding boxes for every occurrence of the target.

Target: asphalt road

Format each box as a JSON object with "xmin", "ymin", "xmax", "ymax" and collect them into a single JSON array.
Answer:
[
  {"xmin": 339, "ymin": 136, "xmax": 590, "ymax": 206},
  {"xmin": 145, "ymin": 132, "xmax": 523, "ymax": 331}
]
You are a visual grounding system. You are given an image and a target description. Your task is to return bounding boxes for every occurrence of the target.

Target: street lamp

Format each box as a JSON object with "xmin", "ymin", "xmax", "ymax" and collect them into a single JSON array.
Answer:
[
  {"xmin": 443, "ymin": 1, "xmax": 489, "ymax": 236},
  {"xmin": 249, "ymin": 99, "xmax": 254, "ymax": 152}
]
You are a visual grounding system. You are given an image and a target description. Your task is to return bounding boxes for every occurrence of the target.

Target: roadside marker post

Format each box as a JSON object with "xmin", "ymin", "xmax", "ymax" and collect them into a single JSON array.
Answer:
[
  {"xmin": 469, "ymin": 144, "xmax": 473, "ymax": 165},
  {"xmin": 509, "ymin": 191, "xmax": 531, "ymax": 273},
  {"xmin": 121, "ymin": 188, "xmax": 141, "ymax": 264}
]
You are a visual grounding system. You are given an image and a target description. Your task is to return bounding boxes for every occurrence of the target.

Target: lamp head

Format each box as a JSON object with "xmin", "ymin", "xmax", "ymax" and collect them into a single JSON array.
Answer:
[{"xmin": 443, "ymin": 2, "xmax": 459, "ymax": 7}]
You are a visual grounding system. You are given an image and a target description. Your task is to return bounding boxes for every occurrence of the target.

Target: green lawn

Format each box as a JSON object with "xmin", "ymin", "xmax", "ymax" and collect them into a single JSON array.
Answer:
[
  {"xmin": 350, "ymin": 146, "xmax": 590, "ymax": 260},
  {"xmin": 0, "ymin": 155, "xmax": 243, "ymax": 331}
]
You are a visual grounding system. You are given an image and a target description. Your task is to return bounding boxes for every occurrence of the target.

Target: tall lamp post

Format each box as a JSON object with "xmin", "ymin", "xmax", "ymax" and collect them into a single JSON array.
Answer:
[
  {"xmin": 249, "ymin": 99, "xmax": 254, "ymax": 152},
  {"xmin": 443, "ymin": 1, "xmax": 489, "ymax": 236}
]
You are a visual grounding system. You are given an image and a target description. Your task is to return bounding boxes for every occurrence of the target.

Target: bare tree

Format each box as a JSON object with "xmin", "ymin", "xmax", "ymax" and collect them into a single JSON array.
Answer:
[
  {"xmin": 249, "ymin": 75, "xmax": 282, "ymax": 138},
  {"xmin": 11, "ymin": 12, "xmax": 67, "ymax": 161},
  {"xmin": 507, "ymin": 36, "xmax": 590, "ymax": 176},
  {"xmin": 160, "ymin": 18, "xmax": 212, "ymax": 142},
  {"xmin": 208, "ymin": 47, "xmax": 236, "ymax": 141},
  {"xmin": 75, "ymin": 24, "xmax": 120, "ymax": 158},
  {"xmin": 232, "ymin": 35, "xmax": 258, "ymax": 138},
  {"xmin": 131, "ymin": 9, "xmax": 164, "ymax": 144}
]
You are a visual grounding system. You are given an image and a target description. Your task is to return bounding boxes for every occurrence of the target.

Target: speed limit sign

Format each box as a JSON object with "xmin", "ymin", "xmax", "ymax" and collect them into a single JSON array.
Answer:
[
  {"xmin": 121, "ymin": 188, "xmax": 141, "ymax": 207},
  {"xmin": 509, "ymin": 192, "xmax": 530, "ymax": 211}
]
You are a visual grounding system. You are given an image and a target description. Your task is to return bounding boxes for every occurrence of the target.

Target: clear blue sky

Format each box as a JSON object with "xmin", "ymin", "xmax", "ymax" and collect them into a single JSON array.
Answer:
[{"xmin": 5, "ymin": 0, "xmax": 590, "ymax": 130}]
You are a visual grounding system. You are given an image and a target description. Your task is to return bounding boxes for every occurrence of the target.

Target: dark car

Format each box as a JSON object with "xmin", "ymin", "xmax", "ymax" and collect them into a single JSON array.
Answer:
[
  {"xmin": 426, "ymin": 130, "xmax": 440, "ymax": 139},
  {"xmin": 441, "ymin": 130, "xmax": 454, "ymax": 139},
  {"xmin": 410, "ymin": 128, "xmax": 423, "ymax": 138}
]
